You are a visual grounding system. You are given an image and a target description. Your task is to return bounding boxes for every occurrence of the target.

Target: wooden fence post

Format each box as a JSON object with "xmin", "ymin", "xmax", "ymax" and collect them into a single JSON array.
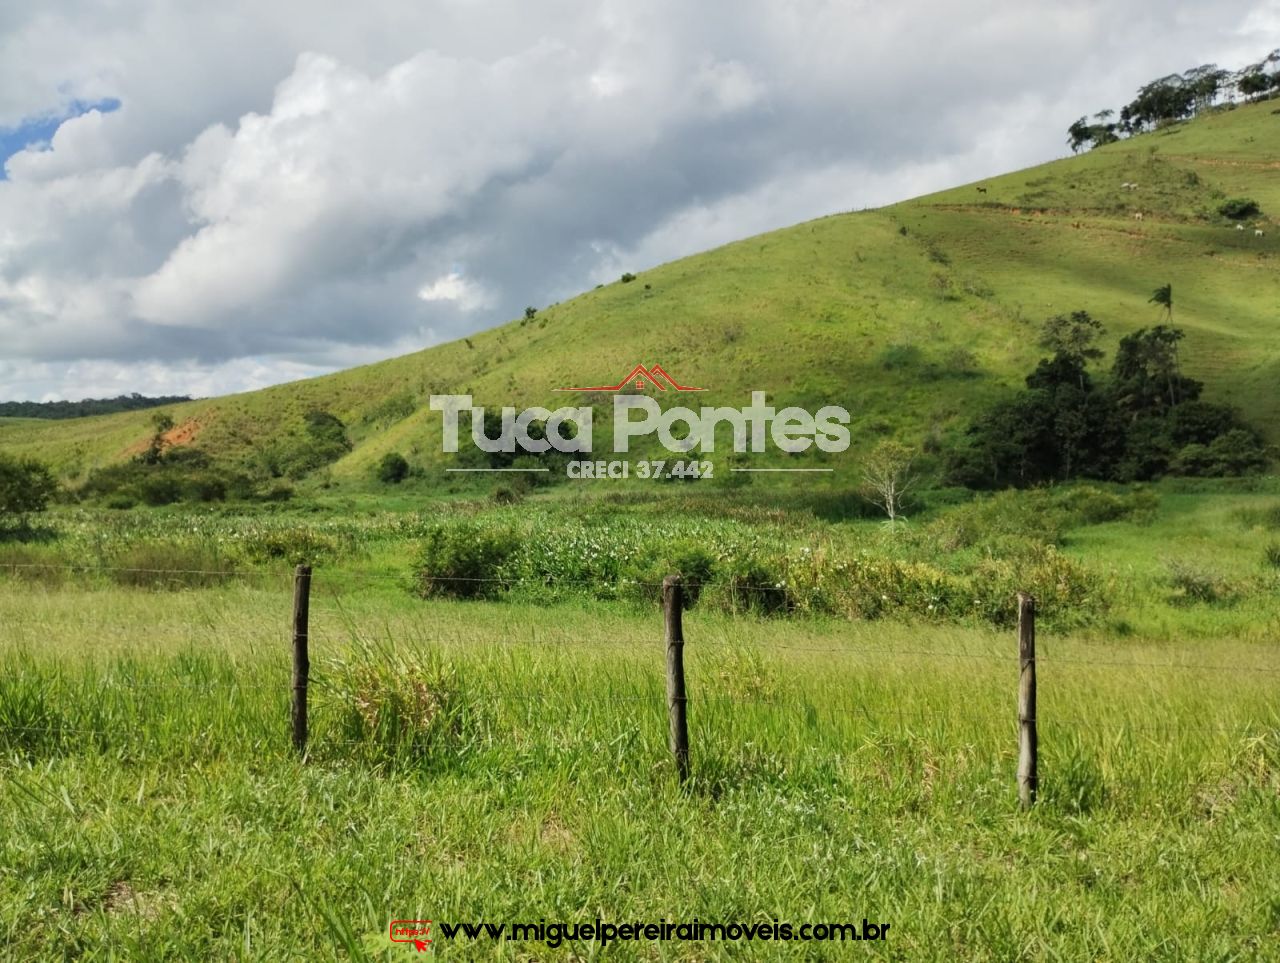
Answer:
[
  {"xmin": 1017, "ymin": 592, "xmax": 1037, "ymax": 809},
  {"xmin": 663, "ymin": 575, "xmax": 690, "ymax": 783},
  {"xmin": 292, "ymin": 564, "xmax": 312, "ymax": 755}
]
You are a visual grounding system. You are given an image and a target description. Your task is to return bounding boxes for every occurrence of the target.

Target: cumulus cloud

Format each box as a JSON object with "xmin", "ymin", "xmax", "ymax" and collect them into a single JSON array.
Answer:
[
  {"xmin": 418, "ymin": 272, "xmax": 495, "ymax": 312},
  {"xmin": 0, "ymin": 0, "xmax": 1275, "ymax": 399}
]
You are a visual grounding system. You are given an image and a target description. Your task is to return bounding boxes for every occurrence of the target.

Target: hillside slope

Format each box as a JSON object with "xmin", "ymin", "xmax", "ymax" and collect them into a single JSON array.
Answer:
[{"xmin": 3, "ymin": 99, "xmax": 1278, "ymax": 483}]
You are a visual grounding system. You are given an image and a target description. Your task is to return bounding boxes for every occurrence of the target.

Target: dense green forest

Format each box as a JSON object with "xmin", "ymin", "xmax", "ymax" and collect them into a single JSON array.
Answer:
[{"xmin": 0, "ymin": 393, "xmax": 192, "ymax": 420}]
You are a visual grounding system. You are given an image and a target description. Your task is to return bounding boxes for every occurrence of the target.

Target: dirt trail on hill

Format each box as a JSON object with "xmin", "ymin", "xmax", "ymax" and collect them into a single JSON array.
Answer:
[
  {"xmin": 121, "ymin": 416, "xmax": 209, "ymax": 458},
  {"xmin": 1166, "ymin": 156, "xmax": 1280, "ymax": 170}
]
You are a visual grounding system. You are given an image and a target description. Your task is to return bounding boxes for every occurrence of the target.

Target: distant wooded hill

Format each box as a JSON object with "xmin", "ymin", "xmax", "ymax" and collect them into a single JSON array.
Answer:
[{"xmin": 0, "ymin": 393, "xmax": 193, "ymax": 420}]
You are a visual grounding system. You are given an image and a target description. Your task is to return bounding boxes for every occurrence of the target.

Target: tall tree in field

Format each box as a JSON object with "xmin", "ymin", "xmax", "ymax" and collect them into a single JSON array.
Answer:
[
  {"xmin": 1039, "ymin": 310, "xmax": 1105, "ymax": 388},
  {"xmin": 1111, "ymin": 325, "xmax": 1194, "ymax": 412},
  {"xmin": 1067, "ymin": 116, "xmax": 1091, "ymax": 153},
  {"xmin": 0, "ymin": 454, "xmax": 57, "ymax": 530},
  {"xmin": 1184, "ymin": 65, "xmax": 1228, "ymax": 112},
  {"xmin": 860, "ymin": 441, "xmax": 918, "ymax": 524},
  {"xmin": 1149, "ymin": 283, "xmax": 1173, "ymax": 322},
  {"xmin": 1238, "ymin": 70, "xmax": 1273, "ymax": 101},
  {"xmin": 143, "ymin": 411, "xmax": 175, "ymax": 465}
]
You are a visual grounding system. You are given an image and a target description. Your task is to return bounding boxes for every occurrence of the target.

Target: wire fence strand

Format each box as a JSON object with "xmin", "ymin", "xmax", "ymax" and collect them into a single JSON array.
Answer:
[{"xmin": 4, "ymin": 563, "xmax": 1280, "ymax": 757}]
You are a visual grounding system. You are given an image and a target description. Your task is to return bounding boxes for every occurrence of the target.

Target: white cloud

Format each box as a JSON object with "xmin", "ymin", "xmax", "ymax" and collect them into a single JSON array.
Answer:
[{"xmin": 417, "ymin": 272, "xmax": 494, "ymax": 312}]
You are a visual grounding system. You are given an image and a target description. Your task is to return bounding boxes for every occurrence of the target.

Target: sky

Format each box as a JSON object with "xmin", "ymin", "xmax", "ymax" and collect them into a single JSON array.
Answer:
[{"xmin": 0, "ymin": 1, "xmax": 1276, "ymax": 401}]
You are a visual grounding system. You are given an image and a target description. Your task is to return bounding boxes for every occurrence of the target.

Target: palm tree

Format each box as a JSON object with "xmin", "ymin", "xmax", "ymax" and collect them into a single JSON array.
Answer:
[{"xmin": 1148, "ymin": 283, "xmax": 1173, "ymax": 321}]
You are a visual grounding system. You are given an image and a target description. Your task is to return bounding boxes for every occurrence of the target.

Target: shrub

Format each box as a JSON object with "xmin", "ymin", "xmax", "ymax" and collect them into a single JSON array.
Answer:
[
  {"xmin": 620, "ymin": 272, "xmax": 637, "ymax": 283},
  {"xmin": 709, "ymin": 554, "xmax": 789, "ymax": 616},
  {"xmin": 971, "ymin": 544, "xmax": 1104, "ymax": 627},
  {"xmin": 962, "ymin": 277, "xmax": 994, "ymax": 299},
  {"xmin": 330, "ymin": 644, "xmax": 479, "ymax": 766},
  {"xmin": 1172, "ymin": 430, "xmax": 1268, "ymax": 477},
  {"xmin": 0, "ymin": 454, "xmax": 57, "ymax": 527},
  {"xmin": 491, "ymin": 485, "xmax": 524, "ymax": 506},
  {"xmin": 1052, "ymin": 742, "xmax": 1109, "ymax": 814},
  {"xmin": 137, "ymin": 476, "xmax": 183, "ymax": 506},
  {"xmin": 189, "ymin": 474, "xmax": 227, "ymax": 502},
  {"xmin": 1057, "ymin": 486, "xmax": 1128, "ymax": 524},
  {"xmin": 109, "ymin": 543, "xmax": 237, "ymax": 590},
  {"xmin": 785, "ymin": 550, "xmax": 961, "ymax": 620},
  {"xmin": 626, "ymin": 542, "xmax": 716, "ymax": 607},
  {"xmin": 79, "ymin": 456, "xmax": 253, "ymax": 507},
  {"xmin": 0, "ymin": 545, "xmax": 68, "ymax": 588},
  {"xmin": 1264, "ymin": 543, "xmax": 1280, "ymax": 569},
  {"xmin": 923, "ymin": 489, "xmax": 1066, "ymax": 552},
  {"xmin": 261, "ymin": 410, "xmax": 352, "ymax": 480},
  {"xmin": 233, "ymin": 528, "xmax": 342, "ymax": 566},
  {"xmin": 1165, "ymin": 560, "xmax": 1232, "ymax": 606},
  {"xmin": 259, "ymin": 482, "xmax": 294, "ymax": 503},
  {"xmin": 0, "ymin": 662, "xmax": 71, "ymax": 755},
  {"xmin": 878, "ymin": 343, "xmax": 923, "ymax": 370},
  {"xmin": 666, "ymin": 546, "xmax": 715, "ymax": 605},
  {"xmin": 930, "ymin": 273, "xmax": 956, "ymax": 300},
  {"xmin": 1237, "ymin": 503, "xmax": 1280, "ymax": 530},
  {"xmin": 1057, "ymin": 485, "xmax": 1158, "ymax": 525},
  {"xmin": 416, "ymin": 523, "xmax": 518, "ymax": 599},
  {"xmin": 362, "ymin": 392, "xmax": 417, "ymax": 427},
  {"xmin": 376, "ymin": 452, "xmax": 411, "ymax": 484},
  {"xmin": 1218, "ymin": 197, "xmax": 1260, "ymax": 220}
]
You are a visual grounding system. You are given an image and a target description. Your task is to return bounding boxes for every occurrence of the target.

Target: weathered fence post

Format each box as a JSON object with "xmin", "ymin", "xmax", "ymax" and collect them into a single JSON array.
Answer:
[
  {"xmin": 663, "ymin": 575, "xmax": 690, "ymax": 783},
  {"xmin": 1017, "ymin": 592, "xmax": 1037, "ymax": 809},
  {"xmin": 292, "ymin": 563, "xmax": 312, "ymax": 755}
]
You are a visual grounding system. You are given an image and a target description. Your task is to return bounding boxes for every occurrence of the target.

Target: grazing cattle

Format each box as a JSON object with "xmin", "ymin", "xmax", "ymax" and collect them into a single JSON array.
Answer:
[
  {"xmin": 1236, "ymin": 223, "xmax": 1245, "ymax": 231},
  {"xmin": 1133, "ymin": 212, "xmax": 1144, "ymax": 221},
  {"xmin": 1257, "ymin": 229, "xmax": 1265, "ymax": 237},
  {"xmin": 1121, "ymin": 182, "xmax": 1133, "ymax": 189},
  {"xmin": 976, "ymin": 186, "xmax": 987, "ymax": 194}
]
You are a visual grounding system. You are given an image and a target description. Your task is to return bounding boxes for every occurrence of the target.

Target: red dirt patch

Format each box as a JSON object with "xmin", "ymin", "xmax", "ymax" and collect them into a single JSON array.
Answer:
[
  {"xmin": 161, "ymin": 418, "xmax": 203, "ymax": 448},
  {"xmin": 121, "ymin": 414, "xmax": 210, "ymax": 459}
]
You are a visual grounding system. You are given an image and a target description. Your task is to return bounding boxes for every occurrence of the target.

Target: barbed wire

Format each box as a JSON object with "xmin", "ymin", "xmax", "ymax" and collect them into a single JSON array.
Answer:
[
  {"xmin": 0, "ymin": 560, "xmax": 996, "ymax": 595},
  {"xmin": 2, "ymin": 705, "xmax": 1272, "ymax": 743},
  {"xmin": 0, "ymin": 687, "xmax": 1273, "ymax": 722},
  {"xmin": 4, "ymin": 564, "xmax": 1280, "ymax": 677},
  {"xmin": 4, "ymin": 633, "xmax": 1276, "ymax": 673}
]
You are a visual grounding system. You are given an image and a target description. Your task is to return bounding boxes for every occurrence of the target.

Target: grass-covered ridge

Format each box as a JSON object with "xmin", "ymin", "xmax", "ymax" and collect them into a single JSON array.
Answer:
[{"xmin": 2, "ymin": 100, "xmax": 1278, "ymax": 487}]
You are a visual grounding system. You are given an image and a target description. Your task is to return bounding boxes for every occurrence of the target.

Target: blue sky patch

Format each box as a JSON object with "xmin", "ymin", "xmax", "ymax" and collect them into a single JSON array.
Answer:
[{"xmin": 0, "ymin": 97, "xmax": 121, "ymax": 178}]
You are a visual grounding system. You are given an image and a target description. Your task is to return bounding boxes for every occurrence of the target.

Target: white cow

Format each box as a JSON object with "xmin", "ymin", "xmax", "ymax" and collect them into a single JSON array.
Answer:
[
  {"xmin": 1236, "ymin": 223, "xmax": 1245, "ymax": 231},
  {"xmin": 1133, "ymin": 212, "xmax": 1144, "ymax": 221},
  {"xmin": 1257, "ymin": 229, "xmax": 1266, "ymax": 238}
]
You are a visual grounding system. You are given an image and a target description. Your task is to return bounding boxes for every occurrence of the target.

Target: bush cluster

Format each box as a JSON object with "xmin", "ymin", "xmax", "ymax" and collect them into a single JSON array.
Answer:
[
  {"xmin": 949, "ymin": 321, "xmax": 1269, "ymax": 487},
  {"xmin": 80, "ymin": 451, "xmax": 257, "ymax": 508},
  {"xmin": 0, "ymin": 454, "xmax": 56, "ymax": 527},
  {"xmin": 1218, "ymin": 197, "xmax": 1261, "ymax": 220},
  {"xmin": 411, "ymin": 518, "xmax": 1105, "ymax": 627}
]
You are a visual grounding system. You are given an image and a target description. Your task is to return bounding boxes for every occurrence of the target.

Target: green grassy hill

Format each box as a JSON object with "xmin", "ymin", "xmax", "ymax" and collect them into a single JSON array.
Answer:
[{"xmin": 4, "ymin": 99, "xmax": 1278, "ymax": 484}]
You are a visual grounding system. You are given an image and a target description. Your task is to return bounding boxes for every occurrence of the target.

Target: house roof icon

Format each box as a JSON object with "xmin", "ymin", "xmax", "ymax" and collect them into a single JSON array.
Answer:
[{"xmin": 554, "ymin": 363, "xmax": 705, "ymax": 392}]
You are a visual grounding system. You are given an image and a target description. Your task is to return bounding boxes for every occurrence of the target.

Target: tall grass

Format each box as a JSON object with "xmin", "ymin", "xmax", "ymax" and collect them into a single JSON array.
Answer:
[{"xmin": 2, "ymin": 581, "xmax": 1279, "ymax": 958}]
